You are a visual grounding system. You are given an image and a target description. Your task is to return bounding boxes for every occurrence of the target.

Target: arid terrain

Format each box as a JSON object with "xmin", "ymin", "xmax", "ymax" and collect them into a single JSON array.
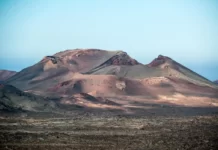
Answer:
[
  {"xmin": 1, "ymin": 49, "xmax": 218, "ymax": 149},
  {"xmin": 0, "ymin": 114, "xmax": 218, "ymax": 150},
  {"xmin": 0, "ymin": 70, "xmax": 16, "ymax": 81}
]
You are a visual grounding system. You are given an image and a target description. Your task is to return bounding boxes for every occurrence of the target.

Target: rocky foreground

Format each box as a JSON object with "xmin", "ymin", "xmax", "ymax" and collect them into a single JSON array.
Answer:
[{"xmin": 0, "ymin": 114, "xmax": 218, "ymax": 150}]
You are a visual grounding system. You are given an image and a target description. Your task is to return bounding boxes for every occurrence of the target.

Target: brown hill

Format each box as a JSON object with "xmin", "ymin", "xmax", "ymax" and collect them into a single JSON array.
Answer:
[
  {"xmin": 5, "ymin": 49, "xmax": 139, "ymax": 91},
  {"xmin": 92, "ymin": 54, "xmax": 215, "ymax": 87},
  {"xmin": 6, "ymin": 49, "xmax": 217, "ymax": 91},
  {"xmin": 0, "ymin": 70, "xmax": 16, "ymax": 81},
  {"xmin": 1, "ymin": 79, "xmax": 218, "ymax": 116},
  {"xmin": 146, "ymin": 55, "xmax": 214, "ymax": 87},
  {"xmin": 4, "ymin": 49, "xmax": 218, "ymax": 110}
]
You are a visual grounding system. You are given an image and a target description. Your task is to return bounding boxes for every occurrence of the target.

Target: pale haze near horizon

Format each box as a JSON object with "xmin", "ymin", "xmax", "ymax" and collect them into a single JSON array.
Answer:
[{"xmin": 0, "ymin": 0, "xmax": 217, "ymax": 81}]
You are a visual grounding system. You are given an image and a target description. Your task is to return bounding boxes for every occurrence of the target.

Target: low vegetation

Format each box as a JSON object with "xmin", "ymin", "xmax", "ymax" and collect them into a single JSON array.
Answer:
[{"xmin": 0, "ymin": 115, "xmax": 218, "ymax": 150}]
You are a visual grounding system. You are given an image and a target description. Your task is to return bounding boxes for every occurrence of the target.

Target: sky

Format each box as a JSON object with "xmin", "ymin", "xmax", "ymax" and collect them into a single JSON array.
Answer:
[{"xmin": 0, "ymin": 0, "xmax": 218, "ymax": 81}]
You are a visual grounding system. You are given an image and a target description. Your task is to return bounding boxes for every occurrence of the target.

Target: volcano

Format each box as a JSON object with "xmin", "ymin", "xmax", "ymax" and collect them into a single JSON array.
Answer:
[{"xmin": 2, "ymin": 49, "xmax": 218, "ymax": 114}]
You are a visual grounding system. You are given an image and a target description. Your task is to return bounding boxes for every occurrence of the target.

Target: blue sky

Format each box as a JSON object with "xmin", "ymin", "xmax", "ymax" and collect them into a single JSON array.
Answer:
[{"xmin": 0, "ymin": 0, "xmax": 218, "ymax": 80}]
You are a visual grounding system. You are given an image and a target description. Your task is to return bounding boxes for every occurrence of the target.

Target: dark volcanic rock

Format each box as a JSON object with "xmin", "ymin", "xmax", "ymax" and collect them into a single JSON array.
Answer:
[
  {"xmin": 106, "ymin": 52, "xmax": 140, "ymax": 65},
  {"xmin": 0, "ymin": 84, "xmax": 58, "ymax": 112}
]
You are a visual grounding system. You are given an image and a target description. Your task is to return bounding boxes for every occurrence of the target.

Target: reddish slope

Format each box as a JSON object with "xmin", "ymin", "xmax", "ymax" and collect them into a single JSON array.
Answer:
[
  {"xmin": 49, "ymin": 74, "xmax": 218, "ymax": 97},
  {"xmin": 2, "ymin": 49, "xmax": 218, "ymax": 113},
  {"xmin": 46, "ymin": 73, "xmax": 173, "ymax": 97},
  {"xmin": 146, "ymin": 55, "xmax": 215, "ymax": 87},
  {"xmin": 5, "ymin": 49, "xmax": 218, "ymax": 99},
  {"xmin": 0, "ymin": 70, "xmax": 16, "ymax": 81},
  {"xmin": 88, "ymin": 54, "xmax": 216, "ymax": 88},
  {"xmin": 50, "ymin": 49, "xmax": 140, "ymax": 73},
  {"xmin": 6, "ymin": 49, "xmax": 139, "ymax": 91}
]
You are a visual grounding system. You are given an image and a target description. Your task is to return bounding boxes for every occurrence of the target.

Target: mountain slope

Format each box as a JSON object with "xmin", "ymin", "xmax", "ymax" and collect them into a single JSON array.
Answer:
[
  {"xmin": 80, "ymin": 52, "xmax": 216, "ymax": 88},
  {"xmin": 1, "ymin": 77, "xmax": 218, "ymax": 116},
  {"xmin": 5, "ymin": 49, "xmax": 217, "ymax": 97},
  {"xmin": 0, "ymin": 83, "xmax": 124, "ymax": 115},
  {"xmin": 0, "ymin": 70, "xmax": 16, "ymax": 81},
  {"xmin": 2, "ymin": 49, "xmax": 218, "ymax": 115},
  {"xmin": 146, "ymin": 55, "xmax": 215, "ymax": 87},
  {"xmin": 0, "ymin": 83, "xmax": 58, "ymax": 112},
  {"xmin": 6, "ymin": 49, "xmax": 139, "ymax": 91}
]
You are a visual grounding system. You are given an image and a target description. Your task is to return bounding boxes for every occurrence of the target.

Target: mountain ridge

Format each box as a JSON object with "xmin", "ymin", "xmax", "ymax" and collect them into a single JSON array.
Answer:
[
  {"xmin": 5, "ymin": 49, "xmax": 217, "ymax": 92},
  {"xmin": 0, "ymin": 70, "xmax": 17, "ymax": 81},
  {"xmin": 1, "ymin": 49, "xmax": 218, "ymax": 115}
]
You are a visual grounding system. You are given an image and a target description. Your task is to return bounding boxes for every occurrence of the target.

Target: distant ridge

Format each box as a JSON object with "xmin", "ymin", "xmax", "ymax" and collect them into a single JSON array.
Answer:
[
  {"xmin": 0, "ymin": 70, "xmax": 16, "ymax": 81},
  {"xmin": 5, "ymin": 49, "xmax": 218, "ymax": 97}
]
